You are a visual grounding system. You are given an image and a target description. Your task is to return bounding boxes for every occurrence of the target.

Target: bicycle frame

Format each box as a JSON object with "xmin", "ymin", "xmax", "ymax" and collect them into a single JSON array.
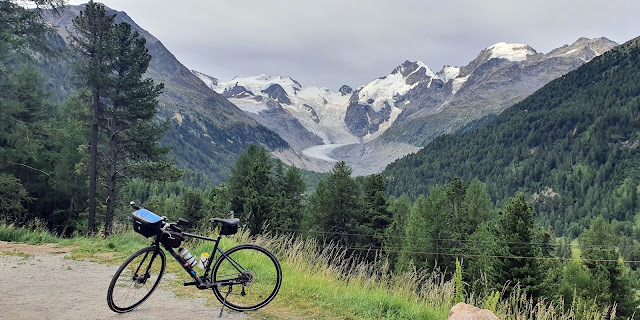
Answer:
[{"xmin": 146, "ymin": 231, "xmax": 247, "ymax": 290}]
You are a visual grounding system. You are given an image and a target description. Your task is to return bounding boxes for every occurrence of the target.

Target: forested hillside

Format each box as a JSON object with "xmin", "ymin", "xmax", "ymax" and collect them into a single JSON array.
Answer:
[
  {"xmin": 384, "ymin": 36, "xmax": 640, "ymax": 236},
  {"xmin": 42, "ymin": 4, "xmax": 289, "ymax": 185}
]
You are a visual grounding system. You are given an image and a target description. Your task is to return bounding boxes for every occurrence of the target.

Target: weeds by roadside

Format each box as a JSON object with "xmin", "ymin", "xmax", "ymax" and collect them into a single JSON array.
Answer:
[{"xmin": 0, "ymin": 222, "xmax": 616, "ymax": 319}]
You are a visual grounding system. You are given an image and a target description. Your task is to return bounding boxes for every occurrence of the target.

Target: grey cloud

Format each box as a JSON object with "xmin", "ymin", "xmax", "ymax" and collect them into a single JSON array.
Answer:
[{"xmin": 69, "ymin": 0, "xmax": 640, "ymax": 90}]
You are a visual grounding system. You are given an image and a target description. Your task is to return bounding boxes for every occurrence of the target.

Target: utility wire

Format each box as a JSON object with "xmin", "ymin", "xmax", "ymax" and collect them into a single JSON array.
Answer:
[
  {"xmin": 279, "ymin": 228, "xmax": 640, "ymax": 250},
  {"xmin": 305, "ymin": 243, "xmax": 640, "ymax": 264}
]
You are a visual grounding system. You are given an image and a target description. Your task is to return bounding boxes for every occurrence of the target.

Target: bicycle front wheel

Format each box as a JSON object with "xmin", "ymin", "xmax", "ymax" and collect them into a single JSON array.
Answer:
[
  {"xmin": 107, "ymin": 245, "xmax": 166, "ymax": 313},
  {"xmin": 212, "ymin": 244, "xmax": 282, "ymax": 311}
]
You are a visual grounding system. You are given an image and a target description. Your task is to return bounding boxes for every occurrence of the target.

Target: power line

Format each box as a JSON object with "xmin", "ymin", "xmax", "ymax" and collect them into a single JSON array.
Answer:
[
  {"xmin": 306, "ymin": 243, "xmax": 640, "ymax": 265},
  {"xmin": 278, "ymin": 228, "xmax": 640, "ymax": 250}
]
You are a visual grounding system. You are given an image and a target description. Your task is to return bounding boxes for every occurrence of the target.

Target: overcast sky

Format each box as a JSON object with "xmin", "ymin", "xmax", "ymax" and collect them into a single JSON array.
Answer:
[{"xmin": 67, "ymin": 0, "xmax": 640, "ymax": 90}]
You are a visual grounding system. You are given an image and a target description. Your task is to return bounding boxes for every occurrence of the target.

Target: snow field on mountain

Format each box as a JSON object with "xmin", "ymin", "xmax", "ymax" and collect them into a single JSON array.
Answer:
[
  {"xmin": 227, "ymin": 98, "xmax": 270, "ymax": 114},
  {"xmin": 357, "ymin": 61, "xmax": 434, "ymax": 112},
  {"xmin": 488, "ymin": 42, "xmax": 535, "ymax": 61},
  {"xmin": 215, "ymin": 74, "xmax": 302, "ymax": 93},
  {"xmin": 283, "ymin": 86, "xmax": 358, "ymax": 144},
  {"xmin": 210, "ymin": 74, "xmax": 359, "ymax": 144}
]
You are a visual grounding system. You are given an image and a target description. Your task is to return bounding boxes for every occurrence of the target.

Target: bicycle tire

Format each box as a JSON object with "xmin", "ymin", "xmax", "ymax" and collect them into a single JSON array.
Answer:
[
  {"xmin": 211, "ymin": 244, "xmax": 282, "ymax": 311},
  {"xmin": 107, "ymin": 245, "xmax": 166, "ymax": 313}
]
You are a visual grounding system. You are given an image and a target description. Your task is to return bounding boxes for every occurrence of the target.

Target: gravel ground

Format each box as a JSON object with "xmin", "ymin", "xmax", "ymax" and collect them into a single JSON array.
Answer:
[{"xmin": 0, "ymin": 241, "xmax": 249, "ymax": 320}]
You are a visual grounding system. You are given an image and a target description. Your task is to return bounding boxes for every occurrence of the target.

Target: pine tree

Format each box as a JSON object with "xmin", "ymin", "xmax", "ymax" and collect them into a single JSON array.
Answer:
[
  {"xmin": 307, "ymin": 161, "xmax": 361, "ymax": 247},
  {"xmin": 181, "ymin": 190, "xmax": 205, "ymax": 224},
  {"xmin": 359, "ymin": 174, "xmax": 391, "ymax": 260},
  {"xmin": 71, "ymin": 3, "xmax": 178, "ymax": 235},
  {"xmin": 102, "ymin": 21, "xmax": 176, "ymax": 235},
  {"xmin": 495, "ymin": 193, "xmax": 541, "ymax": 297},
  {"xmin": 228, "ymin": 144, "xmax": 275, "ymax": 235},
  {"xmin": 579, "ymin": 217, "xmax": 638, "ymax": 317},
  {"xmin": 459, "ymin": 179, "xmax": 492, "ymax": 236},
  {"xmin": 70, "ymin": 0, "xmax": 115, "ymax": 234},
  {"xmin": 384, "ymin": 195, "xmax": 411, "ymax": 268},
  {"xmin": 205, "ymin": 183, "xmax": 231, "ymax": 219},
  {"xmin": 0, "ymin": 64, "xmax": 49, "ymax": 224},
  {"xmin": 0, "ymin": 1, "xmax": 55, "ymax": 223},
  {"xmin": 0, "ymin": 0, "xmax": 63, "ymax": 71},
  {"xmin": 45, "ymin": 91, "xmax": 90, "ymax": 232},
  {"xmin": 399, "ymin": 186, "xmax": 449, "ymax": 271},
  {"xmin": 273, "ymin": 165, "xmax": 305, "ymax": 233},
  {"xmin": 398, "ymin": 195, "xmax": 431, "ymax": 270}
]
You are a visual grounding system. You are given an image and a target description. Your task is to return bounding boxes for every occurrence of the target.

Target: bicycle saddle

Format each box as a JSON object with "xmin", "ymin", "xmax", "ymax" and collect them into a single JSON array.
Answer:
[{"xmin": 209, "ymin": 218, "xmax": 239, "ymax": 227}]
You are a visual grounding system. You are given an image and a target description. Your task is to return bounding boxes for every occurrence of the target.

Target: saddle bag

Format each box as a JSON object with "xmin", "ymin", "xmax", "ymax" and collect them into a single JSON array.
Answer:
[{"xmin": 220, "ymin": 223, "xmax": 238, "ymax": 235}]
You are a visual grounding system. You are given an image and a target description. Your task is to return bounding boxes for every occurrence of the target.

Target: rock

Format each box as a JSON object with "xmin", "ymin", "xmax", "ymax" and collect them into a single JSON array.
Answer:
[{"xmin": 448, "ymin": 303, "xmax": 499, "ymax": 320}]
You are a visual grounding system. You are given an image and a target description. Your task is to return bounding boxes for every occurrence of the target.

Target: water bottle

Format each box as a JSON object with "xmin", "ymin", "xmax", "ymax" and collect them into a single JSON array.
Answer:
[
  {"xmin": 178, "ymin": 247, "xmax": 197, "ymax": 268},
  {"xmin": 197, "ymin": 252, "xmax": 210, "ymax": 269}
]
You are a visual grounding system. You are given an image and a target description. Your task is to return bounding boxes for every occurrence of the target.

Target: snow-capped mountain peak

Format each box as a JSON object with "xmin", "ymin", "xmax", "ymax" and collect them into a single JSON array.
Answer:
[
  {"xmin": 193, "ymin": 71, "xmax": 358, "ymax": 147},
  {"xmin": 357, "ymin": 60, "xmax": 434, "ymax": 112},
  {"xmin": 436, "ymin": 65, "xmax": 461, "ymax": 83},
  {"xmin": 487, "ymin": 42, "xmax": 536, "ymax": 61},
  {"xmin": 190, "ymin": 37, "xmax": 616, "ymax": 175},
  {"xmin": 215, "ymin": 74, "xmax": 302, "ymax": 96}
]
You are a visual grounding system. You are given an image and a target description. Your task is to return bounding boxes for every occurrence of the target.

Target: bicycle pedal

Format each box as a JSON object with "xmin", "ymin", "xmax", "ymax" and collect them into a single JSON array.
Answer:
[{"xmin": 183, "ymin": 281, "xmax": 197, "ymax": 286}]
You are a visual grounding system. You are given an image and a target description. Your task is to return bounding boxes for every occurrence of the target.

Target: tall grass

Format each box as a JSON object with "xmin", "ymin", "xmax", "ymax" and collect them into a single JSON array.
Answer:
[
  {"xmin": 466, "ymin": 284, "xmax": 616, "ymax": 320},
  {"xmin": 0, "ymin": 219, "xmax": 59, "ymax": 244},
  {"xmin": 0, "ymin": 222, "xmax": 617, "ymax": 319}
]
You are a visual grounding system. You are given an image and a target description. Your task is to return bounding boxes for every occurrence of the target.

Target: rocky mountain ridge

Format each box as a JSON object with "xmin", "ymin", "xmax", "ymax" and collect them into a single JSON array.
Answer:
[{"xmin": 194, "ymin": 37, "xmax": 618, "ymax": 175}]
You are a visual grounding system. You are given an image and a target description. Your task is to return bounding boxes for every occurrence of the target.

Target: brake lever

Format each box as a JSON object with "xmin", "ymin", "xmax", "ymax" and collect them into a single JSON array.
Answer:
[{"xmin": 130, "ymin": 201, "xmax": 141, "ymax": 210}]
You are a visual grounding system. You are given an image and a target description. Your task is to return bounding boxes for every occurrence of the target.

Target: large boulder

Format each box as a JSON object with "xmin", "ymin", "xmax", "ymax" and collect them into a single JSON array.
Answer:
[{"xmin": 448, "ymin": 303, "xmax": 499, "ymax": 320}]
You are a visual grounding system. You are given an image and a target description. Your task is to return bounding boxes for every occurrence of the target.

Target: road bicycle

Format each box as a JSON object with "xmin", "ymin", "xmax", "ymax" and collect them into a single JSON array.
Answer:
[{"xmin": 107, "ymin": 202, "xmax": 282, "ymax": 316}]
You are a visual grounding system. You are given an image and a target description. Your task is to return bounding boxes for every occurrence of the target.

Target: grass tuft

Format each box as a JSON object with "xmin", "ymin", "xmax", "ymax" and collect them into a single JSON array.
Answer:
[{"xmin": 0, "ymin": 223, "xmax": 616, "ymax": 319}]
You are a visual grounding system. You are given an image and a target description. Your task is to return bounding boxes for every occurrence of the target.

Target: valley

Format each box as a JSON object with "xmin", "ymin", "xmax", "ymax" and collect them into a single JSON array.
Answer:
[{"xmin": 194, "ymin": 37, "xmax": 617, "ymax": 175}]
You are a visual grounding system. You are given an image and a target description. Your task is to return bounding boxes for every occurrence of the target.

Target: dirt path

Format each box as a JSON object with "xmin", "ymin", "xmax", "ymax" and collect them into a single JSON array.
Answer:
[{"xmin": 0, "ymin": 242, "xmax": 249, "ymax": 320}]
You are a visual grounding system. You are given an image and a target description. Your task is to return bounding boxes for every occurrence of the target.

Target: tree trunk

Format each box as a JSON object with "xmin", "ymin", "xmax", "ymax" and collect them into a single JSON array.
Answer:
[
  {"xmin": 105, "ymin": 112, "xmax": 117, "ymax": 237},
  {"xmin": 88, "ymin": 90, "xmax": 99, "ymax": 235}
]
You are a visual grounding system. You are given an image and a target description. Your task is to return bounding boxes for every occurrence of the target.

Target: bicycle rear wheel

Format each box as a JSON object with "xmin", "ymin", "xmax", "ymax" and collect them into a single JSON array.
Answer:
[
  {"xmin": 212, "ymin": 244, "xmax": 282, "ymax": 311},
  {"xmin": 107, "ymin": 246, "xmax": 166, "ymax": 313}
]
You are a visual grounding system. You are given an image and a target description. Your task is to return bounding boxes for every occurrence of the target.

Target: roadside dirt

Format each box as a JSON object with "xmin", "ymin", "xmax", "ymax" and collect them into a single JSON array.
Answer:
[{"xmin": 0, "ymin": 241, "xmax": 249, "ymax": 320}]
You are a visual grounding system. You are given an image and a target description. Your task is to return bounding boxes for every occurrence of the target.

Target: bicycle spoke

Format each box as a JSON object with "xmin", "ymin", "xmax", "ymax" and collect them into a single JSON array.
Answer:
[
  {"xmin": 107, "ymin": 246, "xmax": 165, "ymax": 313},
  {"xmin": 212, "ymin": 245, "xmax": 281, "ymax": 311}
]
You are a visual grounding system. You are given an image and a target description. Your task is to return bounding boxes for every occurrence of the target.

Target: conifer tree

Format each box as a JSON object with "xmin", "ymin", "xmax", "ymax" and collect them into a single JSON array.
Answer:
[
  {"xmin": 579, "ymin": 217, "xmax": 638, "ymax": 317},
  {"xmin": 205, "ymin": 183, "xmax": 231, "ymax": 219},
  {"xmin": 181, "ymin": 190, "xmax": 205, "ymax": 224},
  {"xmin": 102, "ymin": 21, "xmax": 176, "ymax": 235},
  {"xmin": 384, "ymin": 195, "xmax": 411, "ymax": 268},
  {"xmin": 399, "ymin": 186, "xmax": 449, "ymax": 270},
  {"xmin": 71, "ymin": 3, "xmax": 178, "ymax": 235},
  {"xmin": 228, "ymin": 144, "xmax": 275, "ymax": 235},
  {"xmin": 398, "ymin": 195, "xmax": 431, "ymax": 270},
  {"xmin": 359, "ymin": 174, "xmax": 391, "ymax": 259},
  {"xmin": 273, "ymin": 165, "xmax": 305, "ymax": 233},
  {"xmin": 0, "ymin": 64, "xmax": 48, "ymax": 223},
  {"xmin": 0, "ymin": 1, "xmax": 62, "ymax": 224},
  {"xmin": 495, "ymin": 193, "xmax": 541, "ymax": 297},
  {"xmin": 307, "ymin": 161, "xmax": 361, "ymax": 246},
  {"xmin": 70, "ymin": 0, "xmax": 115, "ymax": 234}
]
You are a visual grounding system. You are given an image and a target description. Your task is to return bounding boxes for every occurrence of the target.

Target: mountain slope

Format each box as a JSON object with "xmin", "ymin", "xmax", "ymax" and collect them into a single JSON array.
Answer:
[
  {"xmin": 196, "ymin": 38, "xmax": 616, "ymax": 175},
  {"xmin": 44, "ymin": 5, "xmax": 288, "ymax": 184},
  {"xmin": 378, "ymin": 37, "xmax": 618, "ymax": 146},
  {"xmin": 383, "ymin": 36, "xmax": 640, "ymax": 234},
  {"xmin": 197, "ymin": 73, "xmax": 358, "ymax": 147}
]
